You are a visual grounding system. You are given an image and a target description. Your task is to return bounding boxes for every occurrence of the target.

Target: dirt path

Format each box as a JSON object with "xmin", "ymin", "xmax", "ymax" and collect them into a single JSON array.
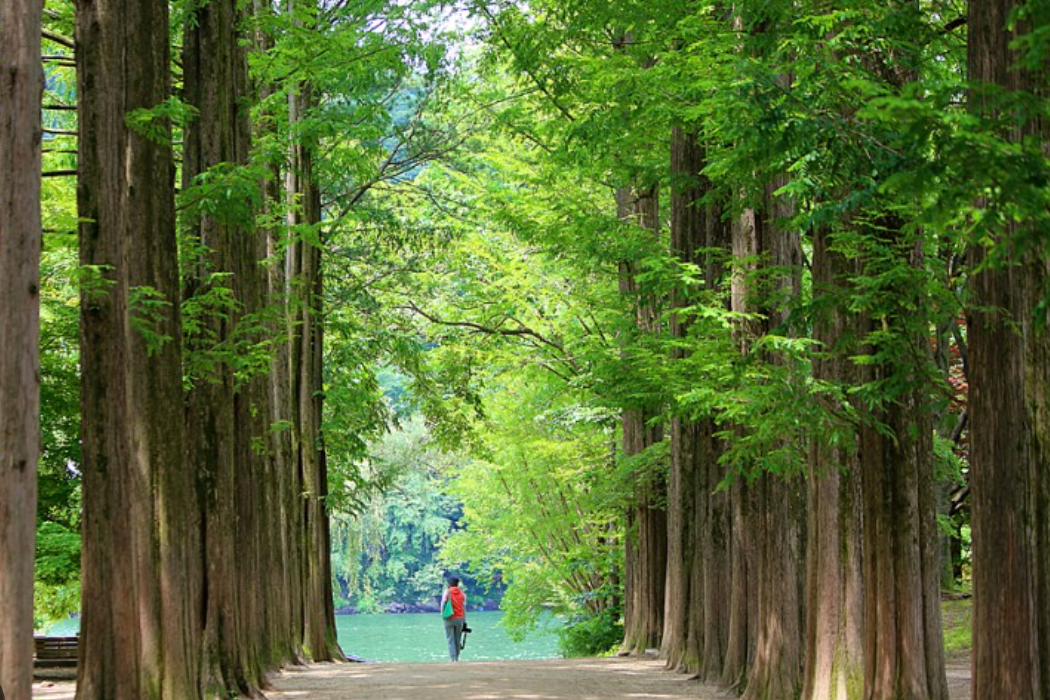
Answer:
[
  {"xmin": 33, "ymin": 657, "xmax": 973, "ymax": 700},
  {"xmin": 265, "ymin": 657, "xmax": 717, "ymax": 700},
  {"xmin": 32, "ymin": 658, "xmax": 714, "ymax": 700}
]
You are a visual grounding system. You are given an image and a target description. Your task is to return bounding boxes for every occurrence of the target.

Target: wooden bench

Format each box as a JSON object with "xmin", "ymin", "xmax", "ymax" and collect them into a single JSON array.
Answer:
[{"xmin": 34, "ymin": 636, "xmax": 78, "ymax": 668}]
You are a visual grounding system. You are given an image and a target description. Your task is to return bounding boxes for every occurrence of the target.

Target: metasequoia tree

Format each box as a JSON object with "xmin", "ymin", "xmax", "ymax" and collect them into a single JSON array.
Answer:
[
  {"xmin": 0, "ymin": 0, "xmax": 43, "ymax": 696},
  {"xmin": 182, "ymin": 0, "xmax": 344, "ymax": 688},
  {"xmin": 801, "ymin": 228, "xmax": 864, "ymax": 700},
  {"xmin": 661, "ymin": 125, "xmax": 733, "ymax": 679},
  {"xmin": 71, "ymin": 0, "xmax": 345, "ymax": 692},
  {"xmin": 287, "ymin": 86, "xmax": 344, "ymax": 660},
  {"xmin": 662, "ymin": 126, "xmax": 709, "ymax": 673},
  {"xmin": 967, "ymin": 1, "xmax": 1050, "ymax": 698},
  {"xmin": 182, "ymin": 0, "xmax": 272, "ymax": 689},
  {"xmin": 617, "ymin": 182, "xmax": 668, "ymax": 654},
  {"xmin": 730, "ymin": 175, "xmax": 805, "ymax": 700},
  {"xmin": 74, "ymin": 0, "xmax": 199, "ymax": 695},
  {"xmin": 854, "ymin": 19, "xmax": 947, "ymax": 695}
]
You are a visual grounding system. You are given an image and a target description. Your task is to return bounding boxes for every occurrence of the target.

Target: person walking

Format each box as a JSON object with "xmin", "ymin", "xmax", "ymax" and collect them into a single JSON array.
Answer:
[{"xmin": 440, "ymin": 576, "xmax": 467, "ymax": 661}]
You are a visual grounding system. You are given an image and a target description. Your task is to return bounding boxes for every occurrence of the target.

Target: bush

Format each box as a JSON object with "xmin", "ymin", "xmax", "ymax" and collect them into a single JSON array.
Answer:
[{"xmin": 557, "ymin": 608, "xmax": 623, "ymax": 657}]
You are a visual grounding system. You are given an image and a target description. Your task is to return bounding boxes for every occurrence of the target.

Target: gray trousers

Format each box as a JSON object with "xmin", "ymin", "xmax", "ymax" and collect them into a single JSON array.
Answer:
[{"xmin": 444, "ymin": 618, "xmax": 465, "ymax": 661}]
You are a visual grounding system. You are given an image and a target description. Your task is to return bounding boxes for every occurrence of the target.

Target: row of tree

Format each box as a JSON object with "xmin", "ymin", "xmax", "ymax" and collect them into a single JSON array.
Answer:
[
  {"xmin": 356, "ymin": 1, "xmax": 1047, "ymax": 699},
  {"xmin": 3, "ymin": 0, "xmax": 1049, "ymax": 699},
  {"xmin": 2, "ymin": 0, "xmax": 353, "ymax": 696}
]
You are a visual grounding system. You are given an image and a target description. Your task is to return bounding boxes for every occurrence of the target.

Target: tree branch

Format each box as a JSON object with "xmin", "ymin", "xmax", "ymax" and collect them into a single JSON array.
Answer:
[{"xmin": 42, "ymin": 29, "xmax": 74, "ymax": 50}]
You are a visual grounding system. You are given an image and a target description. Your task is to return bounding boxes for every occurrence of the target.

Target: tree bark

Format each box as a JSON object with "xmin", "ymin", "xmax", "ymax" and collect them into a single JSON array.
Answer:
[
  {"xmin": 721, "ymin": 478, "xmax": 752, "ymax": 690},
  {"xmin": 617, "ymin": 184, "xmax": 667, "ymax": 654},
  {"xmin": 182, "ymin": 0, "xmax": 272, "ymax": 690},
  {"xmin": 801, "ymin": 228, "xmax": 864, "ymax": 700},
  {"xmin": 286, "ymin": 84, "xmax": 346, "ymax": 662},
  {"xmin": 662, "ymin": 125, "xmax": 707, "ymax": 672},
  {"xmin": 858, "ymin": 233, "xmax": 947, "ymax": 700},
  {"xmin": 75, "ymin": 0, "xmax": 197, "ymax": 694},
  {"xmin": 661, "ymin": 126, "xmax": 733, "ymax": 680},
  {"xmin": 0, "ymin": 0, "xmax": 43, "ymax": 695},
  {"xmin": 968, "ymin": 2, "xmax": 1050, "ymax": 698},
  {"xmin": 732, "ymin": 180, "xmax": 806, "ymax": 700}
]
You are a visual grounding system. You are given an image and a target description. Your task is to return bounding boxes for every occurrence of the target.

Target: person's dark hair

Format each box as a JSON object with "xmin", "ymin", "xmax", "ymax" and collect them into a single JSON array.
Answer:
[{"xmin": 449, "ymin": 577, "xmax": 460, "ymax": 587}]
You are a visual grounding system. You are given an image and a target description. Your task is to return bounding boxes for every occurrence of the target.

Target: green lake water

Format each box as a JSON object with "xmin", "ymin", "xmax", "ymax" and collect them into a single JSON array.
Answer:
[
  {"xmin": 44, "ymin": 610, "xmax": 562, "ymax": 663},
  {"xmin": 339, "ymin": 610, "xmax": 560, "ymax": 662}
]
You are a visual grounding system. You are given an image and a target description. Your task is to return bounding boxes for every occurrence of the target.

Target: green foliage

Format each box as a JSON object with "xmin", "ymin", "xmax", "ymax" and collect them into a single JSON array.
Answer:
[
  {"xmin": 128, "ymin": 286, "xmax": 175, "ymax": 356},
  {"xmin": 34, "ymin": 522, "xmax": 81, "ymax": 629},
  {"xmin": 329, "ymin": 415, "xmax": 470, "ymax": 611},
  {"xmin": 557, "ymin": 608, "xmax": 623, "ymax": 658},
  {"xmin": 440, "ymin": 370, "xmax": 623, "ymax": 637},
  {"xmin": 125, "ymin": 97, "xmax": 198, "ymax": 146},
  {"xmin": 38, "ymin": 101, "xmax": 82, "ymax": 626}
]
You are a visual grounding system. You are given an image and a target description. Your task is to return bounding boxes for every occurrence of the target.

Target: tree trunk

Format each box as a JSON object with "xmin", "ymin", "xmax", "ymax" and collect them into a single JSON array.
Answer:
[
  {"xmin": 858, "ymin": 234, "xmax": 947, "ymax": 700},
  {"xmin": 661, "ymin": 126, "xmax": 733, "ymax": 680},
  {"xmin": 801, "ymin": 228, "xmax": 864, "ymax": 700},
  {"xmin": 698, "ymin": 420, "xmax": 730, "ymax": 682},
  {"xmin": 721, "ymin": 476, "xmax": 755, "ymax": 690},
  {"xmin": 286, "ymin": 85, "xmax": 346, "ymax": 663},
  {"xmin": 617, "ymin": 184, "xmax": 667, "ymax": 654},
  {"xmin": 732, "ymin": 181, "xmax": 806, "ymax": 700},
  {"xmin": 182, "ymin": 0, "xmax": 270, "ymax": 690},
  {"xmin": 663, "ymin": 125, "xmax": 707, "ymax": 672},
  {"xmin": 75, "ymin": 0, "xmax": 197, "ymax": 695},
  {"xmin": 0, "ymin": 0, "xmax": 43, "ymax": 695},
  {"xmin": 968, "ymin": 2, "xmax": 1050, "ymax": 698}
]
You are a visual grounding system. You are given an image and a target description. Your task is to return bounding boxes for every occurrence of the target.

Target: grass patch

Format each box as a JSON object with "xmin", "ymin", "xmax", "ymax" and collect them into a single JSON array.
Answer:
[{"xmin": 942, "ymin": 596, "xmax": 972, "ymax": 660}]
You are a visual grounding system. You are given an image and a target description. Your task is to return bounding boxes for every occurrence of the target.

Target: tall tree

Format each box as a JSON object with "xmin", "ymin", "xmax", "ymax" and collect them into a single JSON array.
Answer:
[
  {"xmin": 617, "ymin": 183, "xmax": 668, "ymax": 654},
  {"xmin": 662, "ymin": 126, "xmax": 707, "ymax": 673},
  {"xmin": 801, "ymin": 229, "xmax": 864, "ymax": 700},
  {"xmin": 74, "ymin": 0, "xmax": 197, "ymax": 695},
  {"xmin": 661, "ymin": 124, "xmax": 733, "ymax": 680},
  {"xmin": 732, "ymin": 182, "xmax": 806, "ymax": 700},
  {"xmin": 854, "ymin": 15, "xmax": 948, "ymax": 690},
  {"xmin": 285, "ymin": 74, "xmax": 345, "ymax": 664},
  {"xmin": 182, "ymin": 0, "xmax": 264, "ymax": 687},
  {"xmin": 0, "ymin": 0, "xmax": 44, "ymax": 695},
  {"xmin": 967, "ymin": 1, "xmax": 1050, "ymax": 698}
]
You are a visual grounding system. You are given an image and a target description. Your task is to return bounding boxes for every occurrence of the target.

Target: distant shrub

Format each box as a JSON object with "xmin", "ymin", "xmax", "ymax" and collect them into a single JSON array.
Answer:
[{"xmin": 557, "ymin": 608, "xmax": 622, "ymax": 657}]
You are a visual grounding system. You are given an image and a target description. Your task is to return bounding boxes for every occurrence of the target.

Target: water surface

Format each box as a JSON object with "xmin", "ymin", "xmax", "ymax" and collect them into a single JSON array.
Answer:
[
  {"xmin": 44, "ymin": 610, "xmax": 561, "ymax": 663},
  {"xmin": 337, "ymin": 610, "xmax": 560, "ymax": 662}
]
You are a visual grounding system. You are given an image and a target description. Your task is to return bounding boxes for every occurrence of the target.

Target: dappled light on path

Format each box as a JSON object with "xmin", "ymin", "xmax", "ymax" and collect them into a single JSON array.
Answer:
[
  {"xmin": 33, "ymin": 657, "xmax": 973, "ymax": 699},
  {"xmin": 265, "ymin": 657, "xmax": 712, "ymax": 700}
]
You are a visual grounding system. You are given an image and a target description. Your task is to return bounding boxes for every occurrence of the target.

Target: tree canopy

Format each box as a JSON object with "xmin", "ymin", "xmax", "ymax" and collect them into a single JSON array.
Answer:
[{"xmin": 2, "ymin": 0, "xmax": 1049, "ymax": 698}]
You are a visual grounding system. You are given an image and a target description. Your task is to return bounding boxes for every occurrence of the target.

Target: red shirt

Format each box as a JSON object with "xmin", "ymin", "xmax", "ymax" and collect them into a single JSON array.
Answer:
[{"xmin": 444, "ymin": 586, "xmax": 466, "ymax": 619}]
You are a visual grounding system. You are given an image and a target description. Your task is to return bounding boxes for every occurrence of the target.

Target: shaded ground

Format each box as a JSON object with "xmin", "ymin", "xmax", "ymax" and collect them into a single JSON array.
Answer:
[
  {"xmin": 33, "ymin": 656, "xmax": 972, "ymax": 700},
  {"xmin": 268, "ymin": 657, "xmax": 714, "ymax": 700}
]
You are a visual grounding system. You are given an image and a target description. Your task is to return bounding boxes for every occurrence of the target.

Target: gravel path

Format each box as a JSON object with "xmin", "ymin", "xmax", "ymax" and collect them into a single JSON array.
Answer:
[
  {"xmin": 266, "ymin": 657, "xmax": 717, "ymax": 700},
  {"xmin": 33, "ymin": 657, "xmax": 972, "ymax": 700}
]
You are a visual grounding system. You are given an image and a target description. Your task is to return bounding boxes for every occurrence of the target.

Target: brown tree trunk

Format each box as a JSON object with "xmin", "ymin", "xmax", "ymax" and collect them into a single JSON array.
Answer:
[
  {"xmin": 617, "ymin": 184, "xmax": 667, "ymax": 654},
  {"xmin": 75, "ymin": 0, "xmax": 197, "ymax": 695},
  {"xmin": 732, "ymin": 182, "xmax": 806, "ymax": 700},
  {"xmin": 0, "ymin": 0, "xmax": 43, "ymax": 695},
  {"xmin": 182, "ymin": 0, "xmax": 271, "ymax": 691},
  {"xmin": 661, "ymin": 126, "xmax": 733, "ymax": 680},
  {"xmin": 698, "ymin": 146, "xmax": 733, "ymax": 685},
  {"xmin": 968, "ymin": 2, "xmax": 1050, "ymax": 698},
  {"xmin": 662, "ymin": 126, "xmax": 707, "ymax": 672},
  {"xmin": 286, "ymin": 86, "xmax": 345, "ymax": 662},
  {"xmin": 858, "ymin": 234, "xmax": 946, "ymax": 700},
  {"xmin": 698, "ymin": 421, "xmax": 730, "ymax": 682},
  {"xmin": 801, "ymin": 229, "xmax": 864, "ymax": 700},
  {"xmin": 721, "ymin": 479, "xmax": 752, "ymax": 690}
]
